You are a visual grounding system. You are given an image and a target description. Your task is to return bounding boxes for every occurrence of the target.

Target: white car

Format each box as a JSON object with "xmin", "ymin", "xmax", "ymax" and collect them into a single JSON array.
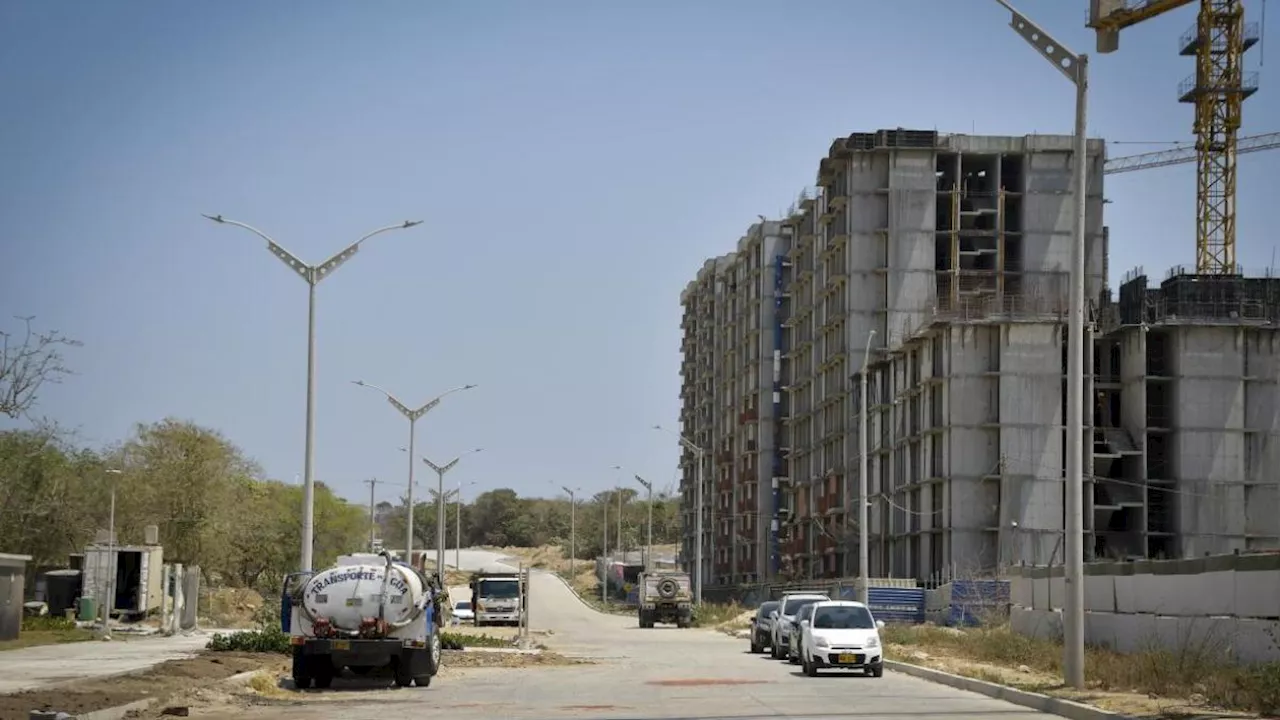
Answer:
[
  {"xmin": 798, "ymin": 600, "xmax": 886, "ymax": 677},
  {"xmin": 451, "ymin": 600, "xmax": 475, "ymax": 625},
  {"xmin": 786, "ymin": 603, "xmax": 818, "ymax": 664},
  {"xmin": 770, "ymin": 592, "xmax": 830, "ymax": 660}
]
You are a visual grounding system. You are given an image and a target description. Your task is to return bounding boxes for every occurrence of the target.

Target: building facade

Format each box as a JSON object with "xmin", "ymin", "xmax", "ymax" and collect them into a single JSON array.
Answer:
[{"xmin": 679, "ymin": 129, "xmax": 1117, "ymax": 586}]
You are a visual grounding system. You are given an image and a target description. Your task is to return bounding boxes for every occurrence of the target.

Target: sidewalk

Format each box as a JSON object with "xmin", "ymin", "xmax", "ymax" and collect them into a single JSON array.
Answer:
[{"xmin": 0, "ymin": 630, "xmax": 231, "ymax": 694}]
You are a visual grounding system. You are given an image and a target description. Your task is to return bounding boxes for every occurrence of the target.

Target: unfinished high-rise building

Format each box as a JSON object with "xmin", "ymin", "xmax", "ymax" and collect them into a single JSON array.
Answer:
[
  {"xmin": 775, "ymin": 129, "xmax": 1108, "ymax": 582},
  {"xmin": 1091, "ymin": 269, "xmax": 1280, "ymax": 559},
  {"xmin": 677, "ymin": 222, "xmax": 790, "ymax": 590},
  {"xmin": 678, "ymin": 126, "xmax": 1277, "ymax": 587}
]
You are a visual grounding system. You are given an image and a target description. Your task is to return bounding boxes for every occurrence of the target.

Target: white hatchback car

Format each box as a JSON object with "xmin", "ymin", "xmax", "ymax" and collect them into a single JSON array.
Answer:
[
  {"xmin": 451, "ymin": 600, "xmax": 475, "ymax": 625},
  {"xmin": 798, "ymin": 600, "xmax": 886, "ymax": 677}
]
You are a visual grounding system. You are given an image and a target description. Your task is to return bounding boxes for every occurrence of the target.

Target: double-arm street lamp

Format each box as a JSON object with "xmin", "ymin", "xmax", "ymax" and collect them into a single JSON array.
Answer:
[
  {"xmin": 613, "ymin": 465, "xmax": 655, "ymax": 570},
  {"xmin": 433, "ymin": 479, "xmax": 478, "ymax": 570},
  {"xmin": 421, "ymin": 449, "xmax": 483, "ymax": 573},
  {"xmin": 203, "ymin": 214, "xmax": 422, "ymax": 572},
  {"xmin": 991, "ymin": 0, "xmax": 1090, "ymax": 689},
  {"xmin": 354, "ymin": 381, "xmax": 477, "ymax": 564},
  {"xmin": 652, "ymin": 425, "xmax": 705, "ymax": 606}
]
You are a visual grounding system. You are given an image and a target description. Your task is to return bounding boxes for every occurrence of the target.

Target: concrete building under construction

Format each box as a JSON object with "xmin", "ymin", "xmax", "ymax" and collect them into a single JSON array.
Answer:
[
  {"xmin": 1092, "ymin": 267, "xmax": 1280, "ymax": 561},
  {"xmin": 678, "ymin": 127, "xmax": 1280, "ymax": 588},
  {"xmin": 679, "ymin": 128, "xmax": 1110, "ymax": 588}
]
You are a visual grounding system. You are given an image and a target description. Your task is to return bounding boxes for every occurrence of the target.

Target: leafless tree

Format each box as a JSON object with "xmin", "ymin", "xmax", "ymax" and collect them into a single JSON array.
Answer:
[{"xmin": 0, "ymin": 316, "xmax": 80, "ymax": 419}]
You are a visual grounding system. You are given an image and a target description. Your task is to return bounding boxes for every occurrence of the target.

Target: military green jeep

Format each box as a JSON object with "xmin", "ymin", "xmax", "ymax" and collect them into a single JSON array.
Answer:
[{"xmin": 637, "ymin": 571, "xmax": 693, "ymax": 628}]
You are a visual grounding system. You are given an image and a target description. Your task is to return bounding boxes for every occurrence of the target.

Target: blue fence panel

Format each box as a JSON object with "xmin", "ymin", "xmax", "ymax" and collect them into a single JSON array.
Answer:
[
  {"xmin": 946, "ymin": 580, "xmax": 1010, "ymax": 626},
  {"xmin": 867, "ymin": 587, "xmax": 926, "ymax": 624}
]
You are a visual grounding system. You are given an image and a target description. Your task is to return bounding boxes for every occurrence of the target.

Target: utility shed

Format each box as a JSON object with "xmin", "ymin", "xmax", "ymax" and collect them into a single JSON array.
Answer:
[{"xmin": 0, "ymin": 553, "xmax": 33, "ymax": 641}]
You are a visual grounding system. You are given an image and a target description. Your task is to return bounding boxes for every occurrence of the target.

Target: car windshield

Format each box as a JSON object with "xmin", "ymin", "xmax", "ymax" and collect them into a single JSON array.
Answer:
[
  {"xmin": 455, "ymin": 601, "xmax": 471, "ymax": 610},
  {"xmin": 756, "ymin": 601, "xmax": 779, "ymax": 619},
  {"xmin": 812, "ymin": 605, "xmax": 876, "ymax": 630},
  {"xmin": 479, "ymin": 579, "xmax": 521, "ymax": 598},
  {"xmin": 782, "ymin": 597, "xmax": 823, "ymax": 616}
]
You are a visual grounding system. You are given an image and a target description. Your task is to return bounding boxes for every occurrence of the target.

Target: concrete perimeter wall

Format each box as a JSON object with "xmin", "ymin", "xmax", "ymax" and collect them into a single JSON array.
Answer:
[{"xmin": 1008, "ymin": 553, "xmax": 1280, "ymax": 664}]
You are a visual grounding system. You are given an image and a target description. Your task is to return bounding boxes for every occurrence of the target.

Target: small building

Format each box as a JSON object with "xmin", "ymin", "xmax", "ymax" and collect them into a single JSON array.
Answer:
[{"xmin": 0, "ymin": 553, "xmax": 34, "ymax": 641}]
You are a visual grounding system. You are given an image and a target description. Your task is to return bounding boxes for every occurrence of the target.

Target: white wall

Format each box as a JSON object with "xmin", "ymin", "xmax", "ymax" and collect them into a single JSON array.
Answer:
[{"xmin": 1008, "ymin": 553, "xmax": 1280, "ymax": 664}]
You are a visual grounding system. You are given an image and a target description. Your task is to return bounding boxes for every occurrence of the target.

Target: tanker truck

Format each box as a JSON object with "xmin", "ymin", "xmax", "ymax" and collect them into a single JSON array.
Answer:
[{"xmin": 281, "ymin": 550, "xmax": 443, "ymax": 689}]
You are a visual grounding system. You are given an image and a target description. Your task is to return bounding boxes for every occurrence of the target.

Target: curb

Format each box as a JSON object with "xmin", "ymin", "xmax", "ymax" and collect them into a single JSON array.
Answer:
[
  {"xmin": 884, "ymin": 660, "xmax": 1134, "ymax": 720},
  {"xmin": 69, "ymin": 666, "xmax": 270, "ymax": 719}
]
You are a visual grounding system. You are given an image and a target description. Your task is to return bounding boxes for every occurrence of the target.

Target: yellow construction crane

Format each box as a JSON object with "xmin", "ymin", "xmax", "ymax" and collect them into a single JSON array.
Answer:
[{"xmin": 1089, "ymin": 0, "xmax": 1261, "ymax": 275}]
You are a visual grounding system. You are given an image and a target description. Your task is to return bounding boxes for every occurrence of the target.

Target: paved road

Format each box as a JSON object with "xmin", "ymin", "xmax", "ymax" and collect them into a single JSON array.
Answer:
[
  {"xmin": 0, "ymin": 631, "xmax": 226, "ymax": 693},
  {"xmin": 201, "ymin": 548, "xmax": 1063, "ymax": 719}
]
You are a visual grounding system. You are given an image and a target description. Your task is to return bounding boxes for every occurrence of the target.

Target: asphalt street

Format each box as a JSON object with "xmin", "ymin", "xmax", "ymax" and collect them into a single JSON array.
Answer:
[{"xmin": 194, "ymin": 548, "xmax": 1066, "ymax": 720}]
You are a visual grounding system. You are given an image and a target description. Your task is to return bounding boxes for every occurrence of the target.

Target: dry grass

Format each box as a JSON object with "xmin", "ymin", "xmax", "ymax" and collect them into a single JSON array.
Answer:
[
  {"xmin": 884, "ymin": 623, "xmax": 1280, "ymax": 717},
  {"xmin": 0, "ymin": 615, "xmax": 96, "ymax": 651}
]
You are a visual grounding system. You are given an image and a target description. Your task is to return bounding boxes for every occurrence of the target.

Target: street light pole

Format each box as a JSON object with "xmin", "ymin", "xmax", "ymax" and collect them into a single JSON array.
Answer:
[
  {"xmin": 634, "ymin": 475, "xmax": 654, "ymax": 570},
  {"xmin": 204, "ymin": 214, "xmax": 422, "ymax": 573},
  {"xmin": 601, "ymin": 497, "xmax": 608, "ymax": 606},
  {"xmin": 561, "ymin": 486, "xmax": 578, "ymax": 579},
  {"xmin": 354, "ymin": 381, "xmax": 477, "ymax": 566},
  {"xmin": 101, "ymin": 468, "xmax": 122, "ymax": 639},
  {"xmin": 991, "ymin": 0, "xmax": 1089, "ymax": 689},
  {"xmin": 858, "ymin": 330, "xmax": 876, "ymax": 606},
  {"xmin": 422, "ymin": 449, "xmax": 483, "ymax": 574},
  {"xmin": 455, "ymin": 478, "xmax": 475, "ymax": 570},
  {"xmin": 653, "ymin": 425, "xmax": 705, "ymax": 606},
  {"xmin": 364, "ymin": 478, "xmax": 380, "ymax": 552}
]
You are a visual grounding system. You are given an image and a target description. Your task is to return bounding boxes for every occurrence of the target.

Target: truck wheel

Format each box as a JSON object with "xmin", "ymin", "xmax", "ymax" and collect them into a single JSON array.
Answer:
[
  {"xmin": 313, "ymin": 665, "xmax": 334, "ymax": 689},
  {"xmin": 419, "ymin": 626, "xmax": 442, "ymax": 680},
  {"xmin": 291, "ymin": 647, "xmax": 313, "ymax": 690},
  {"xmin": 393, "ymin": 655, "xmax": 414, "ymax": 688}
]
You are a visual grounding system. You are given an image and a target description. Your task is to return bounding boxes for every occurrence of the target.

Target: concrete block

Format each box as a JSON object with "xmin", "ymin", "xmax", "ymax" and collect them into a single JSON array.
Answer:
[
  {"xmin": 1010, "ymin": 575, "xmax": 1032, "ymax": 609},
  {"xmin": 1048, "ymin": 577, "xmax": 1065, "ymax": 608},
  {"xmin": 1112, "ymin": 574, "xmax": 1137, "ymax": 614},
  {"xmin": 1235, "ymin": 567, "xmax": 1280, "ymax": 618},
  {"xmin": 1083, "ymin": 574, "xmax": 1115, "ymax": 613},
  {"xmin": 1233, "ymin": 618, "xmax": 1280, "ymax": 664}
]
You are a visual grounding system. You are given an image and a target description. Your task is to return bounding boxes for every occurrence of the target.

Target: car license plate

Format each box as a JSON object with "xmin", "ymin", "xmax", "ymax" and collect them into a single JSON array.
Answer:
[
  {"xmin": 837, "ymin": 653, "xmax": 863, "ymax": 664},
  {"xmin": 332, "ymin": 640, "xmax": 350, "ymax": 650}
]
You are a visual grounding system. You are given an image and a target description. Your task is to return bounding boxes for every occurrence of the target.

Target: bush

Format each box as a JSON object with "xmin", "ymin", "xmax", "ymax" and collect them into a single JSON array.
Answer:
[
  {"xmin": 206, "ymin": 627, "xmax": 292, "ymax": 654},
  {"xmin": 691, "ymin": 602, "xmax": 745, "ymax": 628},
  {"xmin": 22, "ymin": 615, "xmax": 78, "ymax": 632}
]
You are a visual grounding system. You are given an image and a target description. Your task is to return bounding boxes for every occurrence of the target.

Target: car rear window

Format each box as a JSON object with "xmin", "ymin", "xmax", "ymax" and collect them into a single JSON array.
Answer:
[{"xmin": 756, "ymin": 601, "xmax": 779, "ymax": 618}]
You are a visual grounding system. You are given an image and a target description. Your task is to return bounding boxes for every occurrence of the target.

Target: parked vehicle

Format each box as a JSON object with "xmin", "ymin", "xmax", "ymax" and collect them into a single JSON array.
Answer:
[
  {"xmin": 749, "ymin": 600, "xmax": 779, "ymax": 653},
  {"xmin": 282, "ymin": 550, "xmax": 443, "ymax": 689},
  {"xmin": 770, "ymin": 592, "xmax": 829, "ymax": 660},
  {"xmin": 798, "ymin": 600, "xmax": 887, "ymax": 677},
  {"xmin": 786, "ymin": 603, "xmax": 818, "ymax": 664},
  {"xmin": 451, "ymin": 600, "xmax": 474, "ymax": 625}
]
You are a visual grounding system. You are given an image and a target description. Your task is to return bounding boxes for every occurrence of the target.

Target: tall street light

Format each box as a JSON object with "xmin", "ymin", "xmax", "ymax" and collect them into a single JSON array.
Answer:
[
  {"xmin": 355, "ymin": 381, "xmax": 476, "ymax": 564},
  {"xmin": 450, "ymin": 478, "xmax": 478, "ymax": 571},
  {"xmin": 653, "ymin": 424, "xmax": 705, "ymax": 606},
  {"xmin": 101, "ymin": 468, "xmax": 122, "ymax": 639},
  {"xmin": 633, "ymin": 474, "xmax": 654, "ymax": 571},
  {"xmin": 422, "ymin": 449, "xmax": 483, "ymax": 574},
  {"xmin": 856, "ymin": 330, "xmax": 876, "ymax": 606},
  {"xmin": 560, "ymin": 486, "xmax": 581, "ymax": 580},
  {"xmin": 991, "ymin": 0, "xmax": 1089, "ymax": 689},
  {"xmin": 203, "ymin": 214, "xmax": 422, "ymax": 572}
]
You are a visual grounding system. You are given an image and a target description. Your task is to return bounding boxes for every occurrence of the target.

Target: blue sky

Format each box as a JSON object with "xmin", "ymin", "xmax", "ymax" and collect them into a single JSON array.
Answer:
[{"xmin": 1, "ymin": 0, "xmax": 1276, "ymax": 506}]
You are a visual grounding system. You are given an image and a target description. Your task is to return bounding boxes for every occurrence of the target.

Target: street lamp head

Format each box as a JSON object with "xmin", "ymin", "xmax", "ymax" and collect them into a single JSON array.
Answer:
[
  {"xmin": 463, "ymin": 384, "xmax": 478, "ymax": 390},
  {"xmin": 402, "ymin": 220, "xmax": 424, "ymax": 229},
  {"xmin": 201, "ymin": 213, "xmax": 225, "ymax": 223},
  {"xmin": 352, "ymin": 380, "xmax": 366, "ymax": 386}
]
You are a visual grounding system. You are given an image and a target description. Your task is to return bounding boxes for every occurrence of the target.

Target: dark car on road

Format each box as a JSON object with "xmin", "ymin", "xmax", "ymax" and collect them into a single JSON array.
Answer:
[{"xmin": 749, "ymin": 600, "xmax": 780, "ymax": 653}]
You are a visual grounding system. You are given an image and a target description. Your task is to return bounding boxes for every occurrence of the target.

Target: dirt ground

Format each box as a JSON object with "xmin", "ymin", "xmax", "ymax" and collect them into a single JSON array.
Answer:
[
  {"xmin": 125, "ymin": 650, "xmax": 589, "ymax": 719},
  {"xmin": 0, "ymin": 652, "xmax": 285, "ymax": 720},
  {"xmin": 885, "ymin": 629, "xmax": 1268, "ymax": 720},
  {"xmin": 202, "ymin": 587, "xmax": 268, "ymax": 629}
]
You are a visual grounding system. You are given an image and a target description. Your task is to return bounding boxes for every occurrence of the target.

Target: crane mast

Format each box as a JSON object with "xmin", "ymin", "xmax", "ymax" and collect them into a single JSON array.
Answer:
[{"xmin": 1089, "ymin": 0, "xmax": 1261, "ymax": 275}]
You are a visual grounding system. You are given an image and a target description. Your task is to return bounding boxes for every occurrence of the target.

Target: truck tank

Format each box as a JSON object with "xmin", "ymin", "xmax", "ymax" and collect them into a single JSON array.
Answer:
[{"xmin": 299, "ymin": 554, "xmax": 427, "ymax": 632}]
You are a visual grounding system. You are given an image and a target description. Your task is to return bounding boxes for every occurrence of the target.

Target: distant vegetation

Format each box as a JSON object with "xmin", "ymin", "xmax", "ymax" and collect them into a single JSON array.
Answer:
[{"xmin": 0, "ymin": 318, "xmax": 681, "ymax": 604}]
